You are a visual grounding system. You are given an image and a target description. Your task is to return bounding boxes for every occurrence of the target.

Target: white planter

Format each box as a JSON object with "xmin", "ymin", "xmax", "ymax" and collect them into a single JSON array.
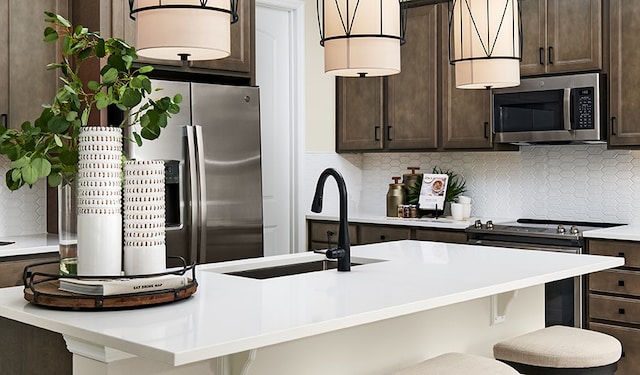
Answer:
[
  {"xmin": 122, "ymin": 160, "xmax": 166, "ymax": 275},
  {"xmin": 76, "ymin": 127, "xmax": 123, "ymax": 276}
]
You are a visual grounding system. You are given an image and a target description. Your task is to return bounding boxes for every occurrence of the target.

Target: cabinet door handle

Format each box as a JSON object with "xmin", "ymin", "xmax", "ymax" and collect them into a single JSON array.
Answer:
[
  {"xmin": 387, "ymin": 126, "xmax": 393, "ymax": 141},
  {"xmin": 619, "ymin": 308, "xmax": 626, "ymax": 315},
  {"xmin": 374, "ymin": 126, "xmax": 381, "ymax": 141},
  {"xmin": 611, "ymin": 117, "xmax": 618, "ymax": 136},
  {"xmin": 1, "ymin": 113, "xmax": 7, "ymax": 128},
  {"xmin": 539, "ymin": 47, "xmax": 544, "ymax": 65},
  {"xmin": 483, "ymin": 122, "xmax": 489, "ymax": 139},
  {"xmin": 548, "ymin": 46, "xmax": 554, "ymax": 64}
]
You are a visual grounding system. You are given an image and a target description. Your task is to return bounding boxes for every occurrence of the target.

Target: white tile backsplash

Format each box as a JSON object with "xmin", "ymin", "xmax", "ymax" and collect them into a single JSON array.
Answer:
[
  {"xmin": 0, "ymin": 156, "xmax": 47, "ymax": 236},
  {"xmin": 305, "ymin": 144, "xmax": 640, "ymax": 224}
]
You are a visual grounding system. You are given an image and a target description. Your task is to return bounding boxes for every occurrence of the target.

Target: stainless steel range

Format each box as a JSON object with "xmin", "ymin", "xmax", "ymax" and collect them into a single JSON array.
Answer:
[{"xmin": 466, "ymin": 218, "xmax": 621, "ymax": 328}]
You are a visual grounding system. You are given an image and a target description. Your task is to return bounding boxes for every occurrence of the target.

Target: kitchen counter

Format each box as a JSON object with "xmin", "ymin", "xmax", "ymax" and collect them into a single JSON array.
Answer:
[
  {"xmin": 0, "ymin": 233, "xmax": 58, "ymax": 257},
  {"xmin": 0, "ymin": 240, "xmax": 623, "ymax": 375},
  {"xmin": 306, "ymin": 212, "xmax": 514, "ymax": 230},
  {"xmin": 583, "ymin": 224, "xmax": 640, "ymax": 242}
]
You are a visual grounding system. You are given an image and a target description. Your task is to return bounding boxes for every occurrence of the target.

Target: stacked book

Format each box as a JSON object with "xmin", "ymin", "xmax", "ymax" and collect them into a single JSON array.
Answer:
[{"xmin": 58, "ymin": 274, "xmax": 189, "ymax": 296}]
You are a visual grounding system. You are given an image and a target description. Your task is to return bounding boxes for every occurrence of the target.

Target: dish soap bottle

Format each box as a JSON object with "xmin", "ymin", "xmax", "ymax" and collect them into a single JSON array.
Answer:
[{"xmin": 386, "ymin": 176, "xmax": 405, "ymax": 217}]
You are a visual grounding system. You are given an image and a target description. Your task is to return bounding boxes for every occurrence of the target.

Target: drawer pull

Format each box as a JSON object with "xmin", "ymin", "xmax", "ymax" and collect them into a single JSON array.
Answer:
[
  {"xmin": 380, "ymin": 235, "xmax": 386, "ymax": 241},
  {"xmin": 619, "ymin": 308, "xmax": 626, "ymax": 315},
  {"xmin": 618, "ymin": 252, "xmax": 625, "ymax": 257},
  {"xmin": 618, "ymin": 280, "xmax": 625, "ymax": 287}
]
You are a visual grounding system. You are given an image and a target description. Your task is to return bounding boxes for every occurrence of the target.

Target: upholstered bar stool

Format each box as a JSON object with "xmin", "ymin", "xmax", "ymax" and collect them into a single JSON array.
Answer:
[
  {"xmin": 493, "ymin": 326, "xmax": 621, "ymax": 375},
  {"xmin": 391, "ymin": 352, "xmax": 520, "ymax": 374}
]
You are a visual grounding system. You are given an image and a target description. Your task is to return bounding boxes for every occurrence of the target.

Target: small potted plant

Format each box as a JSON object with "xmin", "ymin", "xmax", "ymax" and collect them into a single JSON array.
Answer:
[{"xmin": 0, "ymin": 12, "xmax": 182, "ymax": 190}]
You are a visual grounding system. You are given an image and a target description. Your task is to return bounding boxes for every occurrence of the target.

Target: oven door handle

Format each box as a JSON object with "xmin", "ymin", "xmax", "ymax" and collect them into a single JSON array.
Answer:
[{"xmin": 468, "ymin": 239, "xmax": 580, "ymax": 254}]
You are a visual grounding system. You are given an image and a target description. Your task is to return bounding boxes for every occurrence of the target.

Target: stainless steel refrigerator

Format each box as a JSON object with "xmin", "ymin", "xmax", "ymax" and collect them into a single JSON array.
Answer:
[{"xmin": 125, "ymin": 80, "xmax": 264, "ymax": 264}]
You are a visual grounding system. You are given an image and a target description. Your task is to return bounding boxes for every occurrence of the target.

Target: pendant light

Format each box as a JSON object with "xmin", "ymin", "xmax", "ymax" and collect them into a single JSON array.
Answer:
[
  {"xmin": 128, "ymin": 0, "xmax": 238, "ymax": 61},
  {"xmin": 317, "ymin": 0, "xmax": 408, "ymax": 77},
  {"xmin": 449, "ymin": 0, "xmax": 522, "ymax": 89}
]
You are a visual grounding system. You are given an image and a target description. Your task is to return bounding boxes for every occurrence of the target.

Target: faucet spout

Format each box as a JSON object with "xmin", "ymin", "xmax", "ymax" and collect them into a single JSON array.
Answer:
[{"xmin": 311, "ymin": 168, "xmax": 350, "ymax": 272}]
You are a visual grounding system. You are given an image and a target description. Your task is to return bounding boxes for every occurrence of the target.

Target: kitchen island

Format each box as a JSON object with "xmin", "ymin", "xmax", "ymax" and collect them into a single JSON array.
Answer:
[{"xmin": 0, "ymin": 240, "xmax": 624, "ymax": 375}]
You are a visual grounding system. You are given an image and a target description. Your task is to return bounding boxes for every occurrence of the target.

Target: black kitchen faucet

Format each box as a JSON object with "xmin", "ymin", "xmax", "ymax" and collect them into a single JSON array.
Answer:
[{"xmin": 311, "ymin": 168, "xmax": 351, "ymax": 272}]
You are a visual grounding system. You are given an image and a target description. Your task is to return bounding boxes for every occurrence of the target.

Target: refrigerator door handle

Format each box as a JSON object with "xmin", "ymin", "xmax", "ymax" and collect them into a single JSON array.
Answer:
[
  {"xmin": 194, "ymin": 125, "xmax": 208, "ymax": 264},
  {"xmin": 185, "ymin": 125, "xmax": 200, "ymax": 265}
]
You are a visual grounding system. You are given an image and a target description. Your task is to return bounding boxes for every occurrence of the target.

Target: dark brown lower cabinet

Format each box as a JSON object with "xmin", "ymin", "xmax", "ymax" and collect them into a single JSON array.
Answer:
[
  {"xmin": 587, "ymin": 238, "xmax": 640, "ymax": 375},
  {"xmin": 0, "ymin": 317, "xmax": 72, "ymax": 375},
  {"xmin": 307, "ymin": 220, "xmax": 467, "ymax": 250}
]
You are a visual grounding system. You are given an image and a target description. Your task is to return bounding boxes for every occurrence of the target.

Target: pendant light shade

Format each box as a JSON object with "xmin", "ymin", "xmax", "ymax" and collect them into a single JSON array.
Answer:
[
  {"xmin": 317, "ymin": 0, "xmax": 407, "ymax": 77},
  {"xmin": 129, "ymin": 0, "xmax": 238, "ymax": 61},
  {"xmin": 449, "ymin": 0, "xmax": 522, "ymax": 89}
]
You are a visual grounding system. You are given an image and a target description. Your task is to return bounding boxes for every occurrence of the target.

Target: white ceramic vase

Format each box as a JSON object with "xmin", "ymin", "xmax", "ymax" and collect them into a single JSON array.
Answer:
[
  {"xmin": 123, "ymin": 160, "xmax": 166, "ymax": 275},
  {"xmin": 76, "ymin": 127, "xmax": 123, "ymax": 276}
]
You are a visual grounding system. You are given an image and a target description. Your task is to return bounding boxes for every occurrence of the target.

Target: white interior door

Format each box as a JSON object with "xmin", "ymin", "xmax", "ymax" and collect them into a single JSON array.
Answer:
[{"xmin": 256, "ymin": 1, "xmax": 302, "ymax": 256}]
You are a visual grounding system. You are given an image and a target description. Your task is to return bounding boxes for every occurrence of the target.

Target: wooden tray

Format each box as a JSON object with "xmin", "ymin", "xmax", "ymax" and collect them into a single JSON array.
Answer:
[
  {"xmin": 24, "ymin": 279, "xmax": 197, "ymax": 310},
  {"xmin": 22, "ymin": 260, "xmax": 197, "ymax": 310}
]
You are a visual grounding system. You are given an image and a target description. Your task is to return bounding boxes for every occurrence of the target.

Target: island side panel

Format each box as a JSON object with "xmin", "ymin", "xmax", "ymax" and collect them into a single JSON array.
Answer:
[{"xmin": 228, "ymin": 285, "xmax": 544, "ymax": 375}]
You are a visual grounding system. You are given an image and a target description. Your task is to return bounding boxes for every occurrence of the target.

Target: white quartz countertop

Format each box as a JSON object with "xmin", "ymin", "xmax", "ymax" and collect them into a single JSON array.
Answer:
[
  {"xmin": 0, "ymin": 240, "xmax": 623, "ymax": 366},
  {"xmin": 583, "ymin": 225, "xmax": 640, "ymax": 242},
  {"xmin": 306, "ymin": 212, "xmax": 514, "ymax": 230},
  {"xmin": 0, "ymin": 234, "xmax": 59, "ymax": 257}
]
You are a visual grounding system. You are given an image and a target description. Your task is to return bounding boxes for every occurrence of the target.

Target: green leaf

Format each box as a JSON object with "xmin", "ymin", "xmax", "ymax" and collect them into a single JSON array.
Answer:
[
  {"xmin": 140, "ymin": 123, "xmax": 161, "ymax": 140},
  {"xmin": 168, "ymin": 103, "xmax": 180, "ymax": 115},
  {"xmin": 157, "ymin": 112, "xmax": 168, "ymax": 128},
  {"xmin": 48, "ymin": 173, "xmax": 62, "ymax": 187},
  {"xmin": 173, "ymin": 93, "xmax": 183, "ymax": 104},
  {"xmin": 6, "ymin": 170, "xmax": 21, "ymax": 191},
  {"xmin": 59, "ymin": 149, "xmax": 78, "ymax": 166},
  {"xmin": 56, "ymin": 14, "xmax": 72, "ymax": 27},
  {"xmin": 48, "ymin": 116, "xmax": 70, "ymax": 133},
  {"xmin": 81, "ymin": 108, "xmax": 90, "ymax": 125},
  {"xmin": 78, "ymin": 47, "xmax": 93, "ymax": 60},
  {"xmin": 95, "ymin": 39, "xmax": 106, "ymax": 57},
  {"xmin": 10, "ymin": 156, "xmax": 30, "ymax": 169},
  {"xmin": 31, "ymin": 158, "xmax": 52, "ymax": 178},
  {"xmin": 96, "ymin": 93, "xmax": 111, "ymax": 110},
  {"xmin": 43, "ymin": 27, "xmax": 59, "ymax": 42},
  {"xmin": 87, "ymin": 80, "xmax": 100, "ymax": 91},
  {"xmin": 122, "ymin": 88, "xmax": 142, "ymax": 108},
  {"xmin": 139, "ymin": 65, "xmax": 154, "ymax": 74},
  {"xmin": 21, "ymin": 164, "xmax": 38, "ymax": 185},
  {"xmin": 62, "ymin": 34, "xmax": 71, "ymax": 54},
  {"xmin": 130, "ymin": 76, "xmax": 143, "ymax": 89},
  {"xmin": 102, "ymin": 67, "xmax": 118, "ymax": 83},
  {"xmin": 133, "ymin": 132, "xmax": 142, "ymax": 147},
  {"xmin": 53, "ymin": 134, "xmax": 63, "ymax": 147},
  {"xmin": 65, "ymin": 111, "xmax": 78, "ymax": 122},
  {"xmin": 11, "ymin": 168, "xmax": 21, "ymax": 181},
  {"xmin": 142, "ymin": 78, "xmax": 152, "ymax": 93}
]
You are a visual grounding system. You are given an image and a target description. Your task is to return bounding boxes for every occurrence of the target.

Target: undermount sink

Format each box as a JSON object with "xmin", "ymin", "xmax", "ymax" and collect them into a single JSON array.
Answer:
[{"xmin": 224, "ymin": 258, "xmax": 383, "ymax": 280}]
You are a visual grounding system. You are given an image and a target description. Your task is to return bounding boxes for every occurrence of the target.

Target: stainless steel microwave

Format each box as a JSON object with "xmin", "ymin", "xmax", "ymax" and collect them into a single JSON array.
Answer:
[{"xmin": 492, "ymin": 73, "xmax": 605, "ymax": 144}]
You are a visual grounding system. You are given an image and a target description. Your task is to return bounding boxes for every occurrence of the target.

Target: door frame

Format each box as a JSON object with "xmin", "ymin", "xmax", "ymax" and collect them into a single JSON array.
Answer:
[{"xmin": 256, "ymin": 0, "xmax": 306, "ymax": 253}]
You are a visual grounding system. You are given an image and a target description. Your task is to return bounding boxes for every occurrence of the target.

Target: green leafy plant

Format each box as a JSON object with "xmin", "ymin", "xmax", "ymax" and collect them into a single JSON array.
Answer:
[
  {"xmin": 0, "ymin": 12, "xmax": 182, "ymax": 190},
  {"xmin": 406, "ymin": 167, "xmax": 467, "ymax": 205}
]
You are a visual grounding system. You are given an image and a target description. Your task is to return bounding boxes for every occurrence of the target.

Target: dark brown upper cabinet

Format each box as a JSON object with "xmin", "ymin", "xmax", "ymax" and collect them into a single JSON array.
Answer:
[
  {"xmin": 520, "ymin": 0, "xmax": 602, "ymax": 76},
  {"xmin": 608, "ymin": 0, "xmax": 640, "ymax": 147},
  {"xmin": 336, "ymin": 4, "xmax": 509, "ymax": 153}
]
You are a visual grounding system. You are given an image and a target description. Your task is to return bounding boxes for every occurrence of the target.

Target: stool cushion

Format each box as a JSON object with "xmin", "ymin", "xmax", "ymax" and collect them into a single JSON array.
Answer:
[
  {"xmin": 392, "ymin": 353, "xmax": 520, "ymax": 375},
  {"xmin": 493, "ymin": 326, "xmax": 622, "ymax": 368}
]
